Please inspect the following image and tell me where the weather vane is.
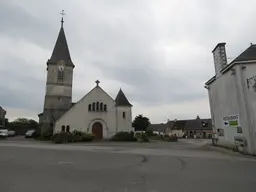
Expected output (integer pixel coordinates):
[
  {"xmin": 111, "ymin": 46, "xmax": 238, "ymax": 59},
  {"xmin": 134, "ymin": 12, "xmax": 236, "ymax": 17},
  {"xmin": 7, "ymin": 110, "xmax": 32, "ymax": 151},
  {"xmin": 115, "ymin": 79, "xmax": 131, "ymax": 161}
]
[{"xmin": 60, "ymin": 10, "xmax": 65, "ymax": 27}]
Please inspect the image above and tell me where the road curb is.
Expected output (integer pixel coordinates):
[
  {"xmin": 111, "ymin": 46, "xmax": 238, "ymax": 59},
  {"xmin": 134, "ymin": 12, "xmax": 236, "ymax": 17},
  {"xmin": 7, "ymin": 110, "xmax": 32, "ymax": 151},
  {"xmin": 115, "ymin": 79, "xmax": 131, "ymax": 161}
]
[{"xmin": 206, "ymin": 144, "xmax": 256, "ymax": 160}]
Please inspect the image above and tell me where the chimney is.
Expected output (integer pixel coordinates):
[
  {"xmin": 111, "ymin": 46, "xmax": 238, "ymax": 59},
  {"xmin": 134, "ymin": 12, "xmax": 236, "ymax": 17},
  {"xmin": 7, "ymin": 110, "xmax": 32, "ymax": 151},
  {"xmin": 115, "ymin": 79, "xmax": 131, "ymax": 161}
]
[{"xmin": 212, "ymin": 43, "xmax": 227, "ymax": 76}]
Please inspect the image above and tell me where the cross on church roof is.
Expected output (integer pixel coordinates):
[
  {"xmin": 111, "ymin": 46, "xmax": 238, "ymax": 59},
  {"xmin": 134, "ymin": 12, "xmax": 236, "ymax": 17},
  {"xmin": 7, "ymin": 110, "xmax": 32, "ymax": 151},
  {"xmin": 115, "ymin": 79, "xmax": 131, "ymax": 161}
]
[
  {"xmin": 95, "ymin": 80, "xmax": 100, "ymax": 86},
  {"xmin": 60, "ymin": 10, "xmax": 65, "ymax": 27}
]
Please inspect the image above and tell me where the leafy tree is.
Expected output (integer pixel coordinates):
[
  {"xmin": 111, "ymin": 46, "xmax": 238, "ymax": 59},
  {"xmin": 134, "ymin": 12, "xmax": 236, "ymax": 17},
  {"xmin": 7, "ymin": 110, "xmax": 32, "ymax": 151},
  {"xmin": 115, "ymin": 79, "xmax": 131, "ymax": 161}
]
[
  {"xmin": 132, "ymin": 114, "xmax": 151, "ymax": 131},
  {"xmin": 7, "ymin": 118, "xmax": 39, "ymax": 135}
]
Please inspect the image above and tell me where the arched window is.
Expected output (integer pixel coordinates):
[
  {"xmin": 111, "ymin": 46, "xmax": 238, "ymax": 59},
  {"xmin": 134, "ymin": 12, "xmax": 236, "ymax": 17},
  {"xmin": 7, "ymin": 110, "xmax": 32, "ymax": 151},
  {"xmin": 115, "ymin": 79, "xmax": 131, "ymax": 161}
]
[
  {"xmin": 61, "ymin": 125, "xmax": 65, "ymax": 132},
  {"xmin": 88, "ymin": 104, "xmax": 92, "ymax": 111},
  {"xmin": 66, "ymin": 125, "xmax": 70, "ymax": 133},
  {"xmin": 92, "ymin": 102, "xmax": 95, "ymax": 111},
  {"xmin": 100, "ymin": 102, "xmax": 103, "ymax": 111},
  {"xmin": 96, "ymin": 102, "xmax": 99, "ymax": 111},
  {"xmin": 104, "ymin": 104, "xmax": 107, "ymax": 111},
  {"xmin": 57, "ymin": 71, "xmax": 64, "ymax": 81}
]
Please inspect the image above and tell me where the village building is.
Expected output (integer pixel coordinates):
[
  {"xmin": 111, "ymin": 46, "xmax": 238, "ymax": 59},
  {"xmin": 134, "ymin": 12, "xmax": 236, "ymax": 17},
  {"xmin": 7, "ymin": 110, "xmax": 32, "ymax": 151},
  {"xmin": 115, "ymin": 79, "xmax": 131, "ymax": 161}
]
[
  {"xmin": 38, "ymin": 15, "xmax": 133, "ymax": 139},
  {"xmin": 150, "ymin": 116, "xmax": 212, "ymax": 138},
  {"xmin": 0, "ymin": 106, "xmax": 6, "ymax": 128},
  {"xmin": 205, "ymin": 43, "xmax": 256, "ymax": 155}
]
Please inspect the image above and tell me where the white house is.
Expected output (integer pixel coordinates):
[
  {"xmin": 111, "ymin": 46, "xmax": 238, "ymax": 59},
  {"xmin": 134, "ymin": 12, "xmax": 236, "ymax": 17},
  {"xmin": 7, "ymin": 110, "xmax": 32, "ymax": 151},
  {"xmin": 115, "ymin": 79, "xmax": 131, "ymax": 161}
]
[
  {"xmin": 205, "ymin": 43, "xmax": 256, "ymax": 155},
  {"xmin": 54, "ymin": 81, "xmax": 133, "ymax": 139}
]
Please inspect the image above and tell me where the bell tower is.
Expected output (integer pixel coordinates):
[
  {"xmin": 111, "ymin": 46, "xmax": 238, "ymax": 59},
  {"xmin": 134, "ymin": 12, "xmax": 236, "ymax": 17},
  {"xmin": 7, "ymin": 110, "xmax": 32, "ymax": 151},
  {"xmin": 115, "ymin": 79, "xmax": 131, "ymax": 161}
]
[{"xmin": 41, "ymin": 10, "xmax": 75, "ymax": 135}]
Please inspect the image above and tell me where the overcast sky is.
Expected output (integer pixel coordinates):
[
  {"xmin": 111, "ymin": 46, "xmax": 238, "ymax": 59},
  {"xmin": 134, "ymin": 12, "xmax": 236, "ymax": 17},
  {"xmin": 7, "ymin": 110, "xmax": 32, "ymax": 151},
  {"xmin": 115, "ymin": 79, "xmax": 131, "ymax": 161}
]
[{"xmin": 0, "ymin": 0, "xmax": 256, "ymax": 123}]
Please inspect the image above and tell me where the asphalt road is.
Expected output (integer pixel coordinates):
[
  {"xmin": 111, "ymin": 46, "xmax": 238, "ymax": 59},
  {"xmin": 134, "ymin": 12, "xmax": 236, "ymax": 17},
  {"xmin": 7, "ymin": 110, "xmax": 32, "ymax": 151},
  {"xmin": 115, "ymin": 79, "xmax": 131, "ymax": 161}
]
[{"xmin": 0, "ymin": 139, "xmax": 256, "ymax": 192}]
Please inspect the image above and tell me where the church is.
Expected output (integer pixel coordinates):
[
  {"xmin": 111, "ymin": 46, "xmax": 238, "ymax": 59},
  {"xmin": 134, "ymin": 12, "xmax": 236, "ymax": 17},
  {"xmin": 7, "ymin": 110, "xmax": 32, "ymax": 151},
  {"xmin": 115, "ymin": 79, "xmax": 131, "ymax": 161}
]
[{"xmin": 38, "ymin": 16, "xmax": 133, "ymax": 139}]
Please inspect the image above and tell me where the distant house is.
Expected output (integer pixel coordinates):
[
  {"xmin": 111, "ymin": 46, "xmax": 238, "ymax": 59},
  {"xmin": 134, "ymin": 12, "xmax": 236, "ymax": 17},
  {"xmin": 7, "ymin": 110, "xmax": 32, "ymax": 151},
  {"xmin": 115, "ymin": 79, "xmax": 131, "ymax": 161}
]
[
  {"xmin": 183, "ymin": 116, "xmax": 212, "ymax": 138},
  {"xmin": 151, "ymin": 116, "xmax": 212, "ymax": 138},
  {"xmin": 0, "ymin": 106, "xmax": 6, "ymax": 128},
  {"xmin": 149, "ymin": 121, "xmax": 174, "ymax": 135}
]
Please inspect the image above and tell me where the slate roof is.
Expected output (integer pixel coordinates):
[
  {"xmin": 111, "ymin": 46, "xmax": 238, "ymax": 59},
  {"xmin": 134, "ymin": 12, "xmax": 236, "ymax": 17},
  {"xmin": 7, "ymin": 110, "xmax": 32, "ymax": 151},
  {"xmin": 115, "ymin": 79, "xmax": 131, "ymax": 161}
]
[
  {"xmin": 183, "ymin": 118, "xmax": 212, "ymax": 130},
  {"xmin": 231, "ymin": 44, "xmax": 256, "ymax": 63},
  {"xmin": 171, "ymin": 120, "xmax": 187, "ymax": 130},
  {"xmin": 162, "ymin": 117, "xmax": 212, "ymax": 131},
  {"xmin": 48, "ymin": 26, "xmax": 74, "ymax": 66},
  {"xmin": 149, "ymin": 123, "xmax": 169, "ymax": 133},
  {"xmin": 115, "ymin": 89, "xmax": 132, "ymax": 107}
]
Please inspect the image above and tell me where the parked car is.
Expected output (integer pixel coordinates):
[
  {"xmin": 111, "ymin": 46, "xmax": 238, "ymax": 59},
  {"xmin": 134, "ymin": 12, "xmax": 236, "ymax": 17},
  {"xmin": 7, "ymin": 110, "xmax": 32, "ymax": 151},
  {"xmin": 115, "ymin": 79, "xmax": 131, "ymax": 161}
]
[
  {"xmin": 0, "ymin": 129, "xmax": 8, "ymax": 139},
  {"xmin": 7, "ymin": 130, "xmax": 16, "ymax": 137},
  {"xmin": 25, "ymin": 130, "xmax": 35, "ymax": 138}
]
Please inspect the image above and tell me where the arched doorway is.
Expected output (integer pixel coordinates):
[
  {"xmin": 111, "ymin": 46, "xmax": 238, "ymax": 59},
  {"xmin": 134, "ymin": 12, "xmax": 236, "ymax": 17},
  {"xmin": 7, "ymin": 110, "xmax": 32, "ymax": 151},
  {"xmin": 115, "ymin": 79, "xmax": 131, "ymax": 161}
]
[{"xmin": 92, "ymin": 122, "xmax": 103, "ymax": 140}]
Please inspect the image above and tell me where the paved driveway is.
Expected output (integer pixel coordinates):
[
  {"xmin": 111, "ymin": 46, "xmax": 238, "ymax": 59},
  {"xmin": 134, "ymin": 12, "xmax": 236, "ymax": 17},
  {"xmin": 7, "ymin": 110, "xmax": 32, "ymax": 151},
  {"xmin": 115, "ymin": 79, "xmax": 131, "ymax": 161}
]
[{"xmin": 0, "ymin": 138, "xmax": 255, "ymax": 192}]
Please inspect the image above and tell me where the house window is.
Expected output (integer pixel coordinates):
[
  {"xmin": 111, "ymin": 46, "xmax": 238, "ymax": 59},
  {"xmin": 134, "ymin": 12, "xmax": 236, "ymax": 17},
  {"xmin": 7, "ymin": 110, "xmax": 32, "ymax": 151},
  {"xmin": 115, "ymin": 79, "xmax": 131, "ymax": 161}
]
[
  {"xmin": 217, "ymin": 128, "xmax": 224, "ymax": 136},
  {"xmin": 104, "ymin": 104, "xmax": 107, "ymax": 111},
  {"xmin": 57, "ymin": 71, "xmax": 64, "ymax": 81},
  {"xmin": 92, "ymin": 102, "xmax": 95, "ymax": 111},
  {"xmin": 237, "ymin": 127, "xmax": 242, "ymax": 133},
  {"xmin": 96, "ymin": 102, "xmax": 99, "ymax": 111},
  {"xmin": 88, "ymin": 104, "xmax": 92, "ymax": 111},
  {"xmin": 100, "ymin": 102, "xmax": 103, "ymax": 111},
  {"xmin": 66, "ymin": 125, "xmax": 70, "ymax": 133},
  {"xmin": 61, "ymin": 125, "xmax": 65, "ymax": 132},
  {"xmin": 123, "ymin": 112, "xmax": 126, "ymax": 118}
]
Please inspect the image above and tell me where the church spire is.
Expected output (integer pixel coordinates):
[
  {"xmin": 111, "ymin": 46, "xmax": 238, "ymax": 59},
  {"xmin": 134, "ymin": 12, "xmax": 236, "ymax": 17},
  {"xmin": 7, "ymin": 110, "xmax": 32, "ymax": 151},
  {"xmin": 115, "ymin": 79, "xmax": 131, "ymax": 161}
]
[
  {"xmin": 48, "ymin": 10, "xmax": 74, "ymax": 67},
  {"xmin": 115, "ymin": 89, "xmax": 132, "ymax": 107},
  {"xmin": 60, "ymin": 10, "xmax": 65, "ymax": 27}
]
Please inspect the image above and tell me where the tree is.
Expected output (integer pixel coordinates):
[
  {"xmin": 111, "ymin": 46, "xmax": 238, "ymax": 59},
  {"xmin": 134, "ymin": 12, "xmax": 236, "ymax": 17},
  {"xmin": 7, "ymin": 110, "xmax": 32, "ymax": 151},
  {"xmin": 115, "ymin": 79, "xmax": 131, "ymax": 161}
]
[
  {"xmin": 7, "ymin": 118, "xmax": 39, "ymax": 135},
  {"xmin": 132, "ymin": 114, "xmax": 151, "ymax": 131}
]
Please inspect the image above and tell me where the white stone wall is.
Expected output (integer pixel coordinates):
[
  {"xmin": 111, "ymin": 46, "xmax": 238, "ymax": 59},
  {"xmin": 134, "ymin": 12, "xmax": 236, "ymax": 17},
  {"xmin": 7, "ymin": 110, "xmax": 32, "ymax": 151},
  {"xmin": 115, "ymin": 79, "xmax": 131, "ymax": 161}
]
[
  {"xmin": 237, "ymin": 63, "xmax": 256, "ymax": 153},
  {"xmin": 116, "ymin": 106, "xmax": 132, "ymax": 132},
  {"xmin": 54, "ymin": 86, "xmax": 132, "ymax": 138},
  {"xmin": 208, "ymin": 66, "xmax": 241, "ymax": 148},
  {"xmin": 208, "ymin": 63, "xmax": 256, "ymax": 154}
]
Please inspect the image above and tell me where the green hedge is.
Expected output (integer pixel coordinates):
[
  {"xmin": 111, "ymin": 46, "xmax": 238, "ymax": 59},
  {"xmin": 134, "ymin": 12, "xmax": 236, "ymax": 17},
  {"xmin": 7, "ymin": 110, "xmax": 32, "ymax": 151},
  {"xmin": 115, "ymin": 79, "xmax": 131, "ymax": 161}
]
[
  {"xmin": 52, "ymin": 131, "xmax": 94, "ymax": 144},
  {"xmin": 136, "ymin": 133, "xmax": 150, "ymax": 143},
  {"xmin": 111, "ymin": 131, "xmax": 137, "ymax": 142}
]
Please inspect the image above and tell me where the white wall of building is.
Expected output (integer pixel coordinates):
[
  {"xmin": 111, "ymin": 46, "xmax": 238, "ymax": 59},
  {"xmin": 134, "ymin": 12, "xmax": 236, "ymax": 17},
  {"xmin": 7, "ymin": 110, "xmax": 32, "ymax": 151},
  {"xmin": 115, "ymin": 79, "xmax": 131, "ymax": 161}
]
[
  {"xmin": 238, "ymin": 63, "xmax": 256, "ymax": 153},
  {"xmin": 208, "ymin": 63, "xmax": 256, "ymax": 154},
  {"xmin": 208, "ymin": 66, "xmax": 240, "ymax": 148},
  {"xmin": 54, "ymin": 86, "xmax": 125, "ymax": 138},
  {"xmin": 116, "ymin": 106, "xmax": 132, "ymax": 132}
]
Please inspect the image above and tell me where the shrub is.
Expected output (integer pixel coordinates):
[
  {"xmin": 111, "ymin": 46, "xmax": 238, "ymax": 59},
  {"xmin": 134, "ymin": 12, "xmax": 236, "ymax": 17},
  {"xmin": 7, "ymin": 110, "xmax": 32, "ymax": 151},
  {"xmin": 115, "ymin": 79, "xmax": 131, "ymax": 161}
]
[
  {"xmin": 150, "ymin": 134, "xmax": 162, "ymax": 140},
  {"xmin": 145, "ymin": 128, "xmax": 154, "ymax": 137},
  {"xmin": 52, "ymin": 132, "xmax": 72, "ymax": 144},
  {"xmin": 137, "ymin": 133, "xmax": 150, "ymax": 143},
  {"xmin": 72, "ymin": 130, "xmax": 84, "ymax": 136},
  {"xmin": 111, "ymin": 131, "xmax": 137, "ymax": 142},
  {"xmin": 82, "ymin": 133, "xmax": 95, "ymax": 142},
  {"xmin": 72, "ymin": 135, "xmax": 83, "ymax": 142}
]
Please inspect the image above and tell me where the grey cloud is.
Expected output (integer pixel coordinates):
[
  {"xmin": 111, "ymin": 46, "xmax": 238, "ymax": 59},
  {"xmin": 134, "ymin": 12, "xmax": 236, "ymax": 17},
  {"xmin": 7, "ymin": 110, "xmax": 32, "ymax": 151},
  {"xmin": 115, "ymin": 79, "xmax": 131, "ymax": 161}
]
[
  {"xmin": 0, "ymin": 0, "xmax": 57, "ymax": 49},
  {"xmin": 0, "ymin": 56, "xmax": 44, "ymax": 112},
  {"xmin": 1, "ymin": 0, "xmax": 256, "ymax": 120}
]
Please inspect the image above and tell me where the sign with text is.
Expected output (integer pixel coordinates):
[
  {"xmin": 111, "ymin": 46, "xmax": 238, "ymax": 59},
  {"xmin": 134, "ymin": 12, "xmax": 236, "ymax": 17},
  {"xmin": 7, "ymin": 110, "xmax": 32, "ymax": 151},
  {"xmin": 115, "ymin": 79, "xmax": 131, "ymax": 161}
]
[{"xmin": 223, "ymin": 114, "xmax": 240, "ymax": 127}]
